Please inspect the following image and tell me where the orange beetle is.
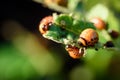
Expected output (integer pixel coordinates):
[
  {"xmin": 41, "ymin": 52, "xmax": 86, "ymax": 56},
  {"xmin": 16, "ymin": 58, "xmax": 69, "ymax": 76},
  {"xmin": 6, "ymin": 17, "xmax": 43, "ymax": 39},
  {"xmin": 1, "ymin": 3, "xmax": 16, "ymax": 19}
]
[
  {"xmin": 90, "ymin": 17, "xmax": 106, "ymax": 30},
  {"xmin": 65, "ymin": 45, "xmax": 84, "ymax": 59},
  {"xmin": 78, "ymin": 28, "xmax": 99, "ymax": 47},
  {"xmin": 39, "ymin": 16, "xmax": 53, "ymax": 34}
]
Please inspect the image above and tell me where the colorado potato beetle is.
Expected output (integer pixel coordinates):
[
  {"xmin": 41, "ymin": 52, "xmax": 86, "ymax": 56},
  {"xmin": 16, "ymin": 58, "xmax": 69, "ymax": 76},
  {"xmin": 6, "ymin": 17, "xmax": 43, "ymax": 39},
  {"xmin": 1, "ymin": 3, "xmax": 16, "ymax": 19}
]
[
  {"xmin": 90, "ymin": 17, "xmax": 106, "ymax": 30},
  {"xmin": 65, "ymin": 45, "xmax": 85, "ymax": 59},
  {"xmin": 39, "ymin": 16, "xmax": 53, "ymax": 34},
  {"xmin": 78, "ymin": 28, "xmax": 99, "ymax": 47}
]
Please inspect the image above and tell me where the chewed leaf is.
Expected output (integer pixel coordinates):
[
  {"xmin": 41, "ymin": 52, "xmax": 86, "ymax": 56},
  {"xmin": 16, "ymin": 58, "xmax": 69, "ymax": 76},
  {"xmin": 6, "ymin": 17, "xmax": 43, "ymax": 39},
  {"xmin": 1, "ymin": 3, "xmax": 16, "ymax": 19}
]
[
  {"xmin": 42, "ymin": 24, "xmax": 63, "ymax": 43},
  {"xmin": 72, "ymin": 20, "xmax": 96, "ymax": 34},
  {"xmin": 43, "ymin": 31, "xmax": 62, "ymax": 43},
  {"xmin": 42, "ymin": 23, "xmax": 78, "ymax": 44},
  {"xmin": 53, "ymin": 13, "xmax": 96, "ymax": 35},
  {"xmin": 54, "ymin": 14, "xmax": 73, "ymax": 29}
]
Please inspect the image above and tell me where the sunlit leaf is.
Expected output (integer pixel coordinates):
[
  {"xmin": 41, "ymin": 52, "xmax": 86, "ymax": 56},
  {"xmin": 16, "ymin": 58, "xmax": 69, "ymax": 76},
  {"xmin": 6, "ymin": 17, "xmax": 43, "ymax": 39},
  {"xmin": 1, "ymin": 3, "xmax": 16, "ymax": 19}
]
[{"xmin": 86, "ymin": 4, "xmax": 109, "ymax": 21}]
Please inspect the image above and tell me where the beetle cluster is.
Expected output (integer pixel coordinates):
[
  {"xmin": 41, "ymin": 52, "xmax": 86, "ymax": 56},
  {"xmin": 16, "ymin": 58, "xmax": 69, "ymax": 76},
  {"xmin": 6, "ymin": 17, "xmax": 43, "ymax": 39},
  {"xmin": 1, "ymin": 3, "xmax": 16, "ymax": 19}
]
[{"xmin": 39, "ymin": 13, "xmax": 119, "ymax": 59}]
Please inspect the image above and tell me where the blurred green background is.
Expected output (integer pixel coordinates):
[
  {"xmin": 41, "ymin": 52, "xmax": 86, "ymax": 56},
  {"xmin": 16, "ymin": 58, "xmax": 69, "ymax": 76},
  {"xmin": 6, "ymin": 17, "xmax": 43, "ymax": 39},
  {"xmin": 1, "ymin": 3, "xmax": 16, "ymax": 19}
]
[{"xmin": 0, "ymin": 0, "xmax": 120, "ymax": 80}]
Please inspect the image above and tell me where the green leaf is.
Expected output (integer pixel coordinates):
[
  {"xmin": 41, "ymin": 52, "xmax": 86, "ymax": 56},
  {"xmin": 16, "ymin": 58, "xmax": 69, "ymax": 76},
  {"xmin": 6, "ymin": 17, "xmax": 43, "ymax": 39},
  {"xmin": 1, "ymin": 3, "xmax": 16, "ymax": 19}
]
[
  {"xmin": 54, "ymin": 14, "xmax": 73, "ymax": 29},
  {"xmin": 54, "ymin": 13, "xmax": 96, "ymax": 35}
]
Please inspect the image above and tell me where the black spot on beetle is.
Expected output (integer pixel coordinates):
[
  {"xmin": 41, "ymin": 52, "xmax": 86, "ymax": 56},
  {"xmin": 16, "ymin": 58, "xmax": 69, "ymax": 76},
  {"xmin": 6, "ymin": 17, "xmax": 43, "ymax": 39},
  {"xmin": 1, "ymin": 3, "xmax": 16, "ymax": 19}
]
[{"xmin": 91, "ymin": 39, "xmax": 94, "ymax": 41}]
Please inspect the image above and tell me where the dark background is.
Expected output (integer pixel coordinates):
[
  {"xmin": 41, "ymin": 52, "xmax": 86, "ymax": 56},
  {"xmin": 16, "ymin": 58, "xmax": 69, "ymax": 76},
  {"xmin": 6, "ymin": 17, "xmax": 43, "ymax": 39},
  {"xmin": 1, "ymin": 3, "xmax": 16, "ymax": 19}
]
[{"xmin": 0, "ymin": 0, "xmax": 54, "ymax": 42}]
